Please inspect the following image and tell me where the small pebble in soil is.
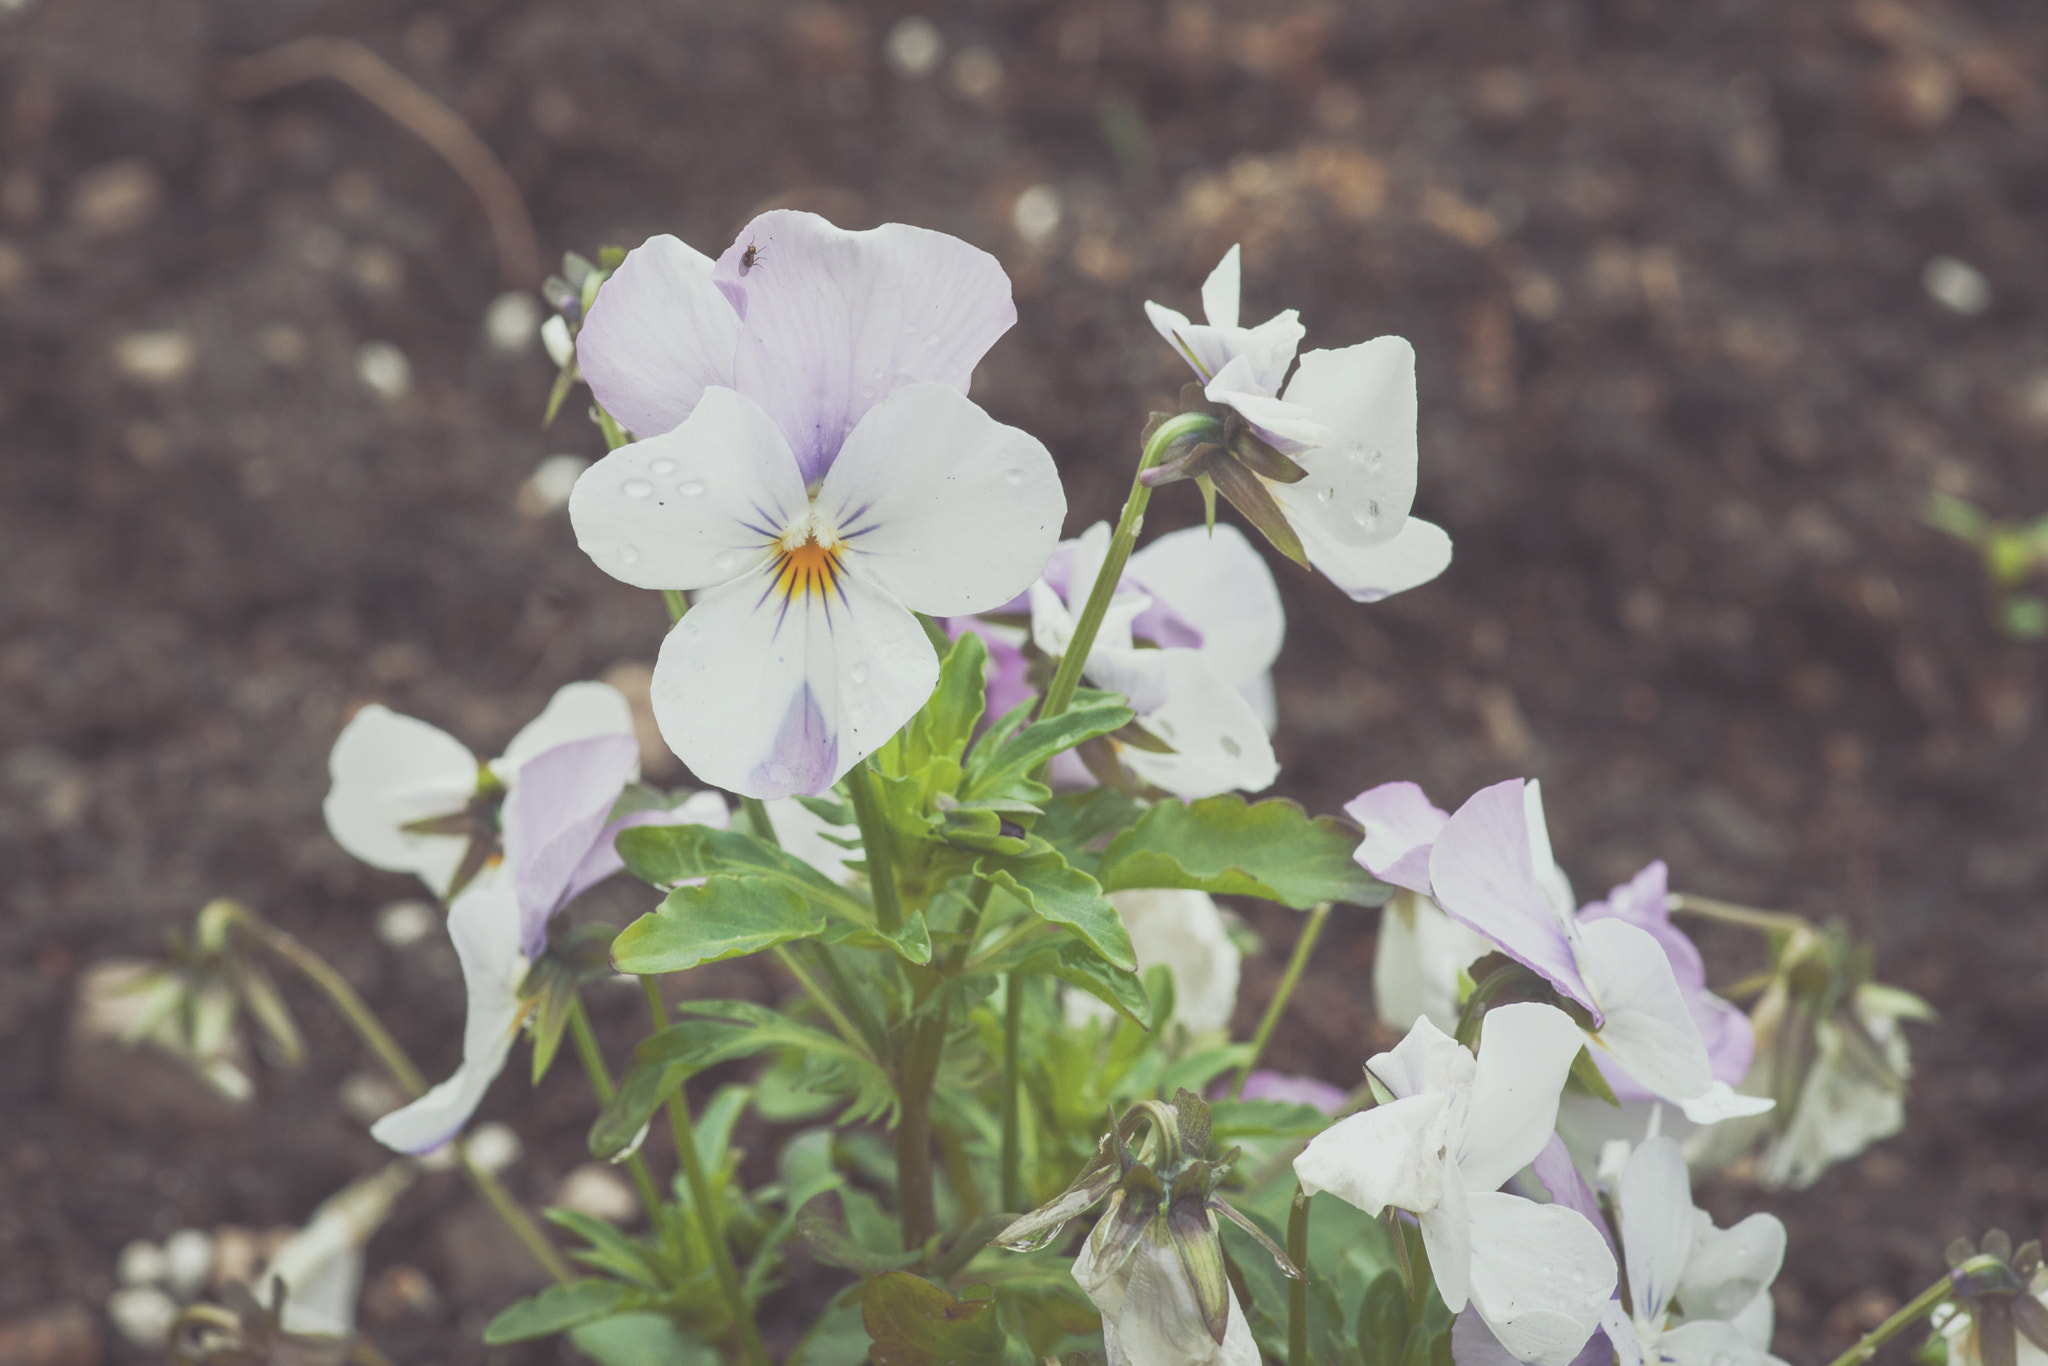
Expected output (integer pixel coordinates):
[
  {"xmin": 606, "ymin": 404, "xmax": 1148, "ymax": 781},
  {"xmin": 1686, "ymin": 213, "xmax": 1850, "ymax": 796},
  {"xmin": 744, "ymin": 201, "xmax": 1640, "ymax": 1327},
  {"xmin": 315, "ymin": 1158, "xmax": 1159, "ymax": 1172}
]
[
  {"xmin": 161, "ymin": 1229, "xmax": 214, "ymax": 1301},
  {"xmin": 375, "ymin": 900, "xmax": 438, "ymax": 949},
  {"xmin": 483, "ymin": 291, "xmax": 543, "ymax": 355},
  {"xmin": 554, "ymin": 1164, "xmax": 639, "ymax": 1224},
  {"xmin": 355, "ymin": 341, "xmax": 413, "ymax": 401},
  {"xmin": 113, "ymin": 1240, "xmax": 166, "ymax": 1288},
  {"xmin": 104, "ymin": 1288, "xmax": 177, "ymax": 1351},
  {"xmin": 885, "ymin": 17, "xmax": 943, "ymax": 78},
  {"xmin": 337, "ymin": 1070, "xmax": 408, "ymax": 1126},
  {"xmin": 68, "ymin": 159, "xmax": 162, "ymax": 238},
  {"xmin": 110, "ymin": 331, "xmax": 195, "ymax": 387},
  {"xmin": 1923, "ymin": 255, "xmax": 1990, "ymax": 316},
  {"xmin": 1012, "ymin": 185, "xmax": 1061, "ymax": 246},
  {"xmin": 362, "ymin": 1265, "xmax": 440, "ymax": 1325},
  {"xmin": 517, "ymin": 454, "xmax": 589, "ymax": 518},
  {"xmin": 465, "ymin": 1121, "xmax": 522, "ymax": 1174}
]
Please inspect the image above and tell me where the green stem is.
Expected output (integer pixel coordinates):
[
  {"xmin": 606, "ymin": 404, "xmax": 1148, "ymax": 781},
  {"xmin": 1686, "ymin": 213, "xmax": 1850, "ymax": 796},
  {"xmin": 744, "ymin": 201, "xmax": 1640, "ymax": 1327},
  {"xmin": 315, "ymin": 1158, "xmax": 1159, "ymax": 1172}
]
[
  {"xmin": 1668, "ymin": 893, "xmax": 1811, "ymax": 935},
  {"xmin": 895, "ymin": 988, "xmax": 948, "ymax": 1250},
  {"xmin": 639, "ymin": 977, "xmax": 768, "ymax": 1366},
  {"xmin": 1037, "ymin": 413, "xmax": 1207, "ymax": 721},
  {"xmin": 1287, "ymin": 1185, "xmax": 1312, "ymax": 1366},
  {"xmin": 1824, "ymin": 1275, "xmax": 1953, "ymax": 1366},
  {"xmin": 844, "ymin": 762, "xmax": 904, "ymax": 935},
  {"xmin": 1232, "ymin": 903, "xmax": 1331, "ymax": 1098},
  {"xmin": 565, "ymin": 998, "xmax": 666, "ymax": 1227},
  {"xmin": 739, "ymin": 795, "xmax": 779, "ymax": 845},
  {"xmin": 1000, "ymin": 975, "xmax": 1026, "ymax": 1212},
  {"xmin": 227, "ymin": 906, "xmax": 571, "ymax": 1285},
  {"xmin": 662, "ymin": 589, "xmax": 689, "ymax": 623},
  {"xmin": 772, "ymin": 944, "xmax": 873, "ymax": 1061}
]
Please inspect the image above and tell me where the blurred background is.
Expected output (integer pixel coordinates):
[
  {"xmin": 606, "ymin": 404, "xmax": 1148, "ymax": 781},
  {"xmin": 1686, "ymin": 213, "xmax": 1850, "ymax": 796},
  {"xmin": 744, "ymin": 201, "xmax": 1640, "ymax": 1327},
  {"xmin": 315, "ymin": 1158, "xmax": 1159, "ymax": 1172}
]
[{"xmin": 3, "ymin": 0, "xmax": 2046, "ymax": 1361}]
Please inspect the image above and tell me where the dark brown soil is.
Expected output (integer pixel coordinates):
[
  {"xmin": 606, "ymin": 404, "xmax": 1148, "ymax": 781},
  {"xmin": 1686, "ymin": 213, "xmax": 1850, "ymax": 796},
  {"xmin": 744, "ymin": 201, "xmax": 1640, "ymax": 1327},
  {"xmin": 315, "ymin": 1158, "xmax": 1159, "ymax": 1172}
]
[{"xmin": 4, "ymin": 0, "xmax": 2046, "ymax": 1362}]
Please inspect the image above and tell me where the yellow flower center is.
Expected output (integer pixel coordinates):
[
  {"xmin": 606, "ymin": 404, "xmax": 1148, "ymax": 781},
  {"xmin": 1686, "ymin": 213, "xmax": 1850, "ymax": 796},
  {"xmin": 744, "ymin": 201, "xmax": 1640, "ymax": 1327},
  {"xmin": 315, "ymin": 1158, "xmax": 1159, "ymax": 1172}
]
[{"xmin": 771, "ymin": 514, "xmax": 846, "ymax": 602}]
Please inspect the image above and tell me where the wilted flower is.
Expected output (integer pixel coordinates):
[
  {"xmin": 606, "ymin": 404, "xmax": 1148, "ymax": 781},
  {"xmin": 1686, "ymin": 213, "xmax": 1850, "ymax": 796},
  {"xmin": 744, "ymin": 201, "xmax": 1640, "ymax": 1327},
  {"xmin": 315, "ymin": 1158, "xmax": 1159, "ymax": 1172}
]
[
  {"xmin": 569, "ymin": 211, "xmax": 1065, "ymax": 798},
  {"xmin": 324, "ymin": 680, "xmax": 635, "ymax": 900},
  {"xmin": 1141, "ymin": 245, "xmax": 1451, "ymax": 603},
  {"xmin": 1296, "ymin": 1004, "xmax": 1617, "ymax": 1366},
  {"xmin": 1935, "ymin": 1233, "xmax": 2048, "ymax": 1366},
  {"xmin": 995, "ymin": 1093, "xmax": 1293, "ymax": 1366}
]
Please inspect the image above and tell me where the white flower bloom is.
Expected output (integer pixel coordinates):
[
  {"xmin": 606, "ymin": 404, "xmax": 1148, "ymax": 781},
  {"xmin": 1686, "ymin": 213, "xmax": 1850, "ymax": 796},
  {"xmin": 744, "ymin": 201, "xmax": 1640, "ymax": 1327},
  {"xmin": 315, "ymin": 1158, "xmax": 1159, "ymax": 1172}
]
[
  {"xmin": 1374, "ymin": 889, "xmax": 1492, "ymax": 1034},
  {"xmin": 257, "ymin": 1163, "xmax": 414, "ymax": 1336},
  {"xmin": 1029, "ymin": 523, "xmax": 1276, "ymax": 797},
  {"xmin": 323, "ymin": 681, "xmax": 634, "ymax": 899},
  {"xmin": 1295, "ymin": 1004, "xmax": 1617, "ymax": 1366},
  {"xmin": 1072, "ymin": 1199, "xmax": 1260, "ymax": 1366},
  {"xmin": 1145, "ymin": 245, "xmax": 1452, "ymax": 604},
  {"xmin": 1122, "ymin": 521, "xmax": 1286, "ymax": 730},
  {"xmin": 1066, "ymin": 888, "xmax": 1241, "ymax": 1034}
]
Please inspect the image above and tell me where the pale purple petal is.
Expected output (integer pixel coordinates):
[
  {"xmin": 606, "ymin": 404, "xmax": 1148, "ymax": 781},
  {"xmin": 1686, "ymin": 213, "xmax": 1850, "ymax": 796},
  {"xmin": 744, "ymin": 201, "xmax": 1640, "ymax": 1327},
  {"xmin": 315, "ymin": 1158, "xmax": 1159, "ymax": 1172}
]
[
  {"xmin": 502, "ymin": 734, "xmax": 641, "ymax": 956},
  {"xmin": 711, "ymin": 211, "xmax": 1017, "ymax": 485},
  {"xmin": 946, "ymin": 618, "xmax": 1032, "ymax": 721},
  {"xmin": 558, "ymin": 790, "xmax": 731, "ymax": 912},
  {"xmin": 1429, "ymin": 780, "xmax": 1595, "ymax": 1013},
  {"xmin": 1579, "ymin": 862, "xmax": 1701, "ymax": 992},
  {"xmin": 1235, "ymin": 1071, "xmax": 1348, "ymax": 1115},
  {"xmin": 1527, "ymin": 1133, "xmax": 1614, "ymax": 1259},
  {"xmin": 1346, "ymin": 780, "xmax": 1450, "ymax": 896},
  {"xmin": 1125, "ymin": 523, "xmax": 1281, "ymax": 680},
  {"xmin": 576, "ymin": 234, "xmax": 741, "ymax": 440}
]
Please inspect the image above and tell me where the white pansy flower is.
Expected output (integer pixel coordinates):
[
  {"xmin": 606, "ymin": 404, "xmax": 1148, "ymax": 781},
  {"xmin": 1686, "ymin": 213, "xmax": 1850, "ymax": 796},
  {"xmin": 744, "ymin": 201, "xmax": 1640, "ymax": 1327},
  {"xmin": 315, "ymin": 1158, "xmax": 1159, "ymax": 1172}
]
[
  {"xmin": 1066, "ymin": 888, "xmax": 1241, "ymax": 1034},
  {"xmin": 1374, "ymin": 889, "xmax": 1492, "ymax": 1034},
  {"xmin": 1295, "ymin": 1004, "xmax": 1617, "ymax": 1366},
  {"xmin": 1144, "ymin": 244, "xmax": 1452, "ymax": 604},
  {"xmin": 323, "ymin": 681, "xmax": 634, "ymax": 900}
]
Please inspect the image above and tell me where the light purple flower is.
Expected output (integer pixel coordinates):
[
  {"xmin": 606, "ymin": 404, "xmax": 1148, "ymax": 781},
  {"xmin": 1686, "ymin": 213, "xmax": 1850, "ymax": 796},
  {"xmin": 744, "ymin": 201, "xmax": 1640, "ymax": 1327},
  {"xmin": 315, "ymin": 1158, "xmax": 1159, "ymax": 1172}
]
[
  {"xmin": 1235, "ymin": 1071, "xmax": 1348, "ymax": 1115},
  {"xmin": 371, "ymin": 736, "xmax": 725, "ymax": 1154},
  {"xmin": 569, "ymin": 212, "xmax": 1065, "ymax": 798}
]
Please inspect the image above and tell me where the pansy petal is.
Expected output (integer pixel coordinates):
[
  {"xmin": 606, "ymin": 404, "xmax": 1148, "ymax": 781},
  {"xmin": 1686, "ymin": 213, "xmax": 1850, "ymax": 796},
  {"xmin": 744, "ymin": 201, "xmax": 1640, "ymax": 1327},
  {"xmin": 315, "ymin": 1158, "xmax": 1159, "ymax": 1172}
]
[
  {"xmin": 1346, "ymin": 780, "xmax": 1451, "ymax": 896},
  {"xmin": 1617, "ymin": 1137, "xmax": 1695, "ymax": 1329},
  {"xmin": 1677, "ymin": 1212, "xmax": 1786, "ymax": 1324},
  {"xmin": 1466, "ymin": 1191, "xmax": 1618, "ymax": 1366},
  {"xmin": 1201, "ymin": 244, "xmax": 1242, "ymax": 330},
  {"xmin": 576, "ymin": 233, "xmax": 741, "ymax": 440},
  {"xmin": 1579, "ymin": 861, "xmax": 1703, "ymax": 991},
  {"xmin": 651, "ymin": 561, "xmax": 937, "ymax": 798},
  {"xmin": 1238, "ymin": 310, "xmax": 1309, "ymax": 396},
  {"xmin": 1275, "ymin": 338, "xmax": 1420, "ymax": 547},
  {"xmin": 1459, "ymin": 1003, "xmax": 1591, "ymax": 1194},
  {"xmin": 323, "ymin": 705, "xmax": 479, "ymax": 897},
  {"xmin": 1604, "ymin": 1300, "xmax": 1646, "ymax": 1366},
  {"xmin": 1294, "ymin": 1091, "xmax": 1453, "ymax": 1217},
  {"xmin": 1146, "ymin": 300, "xmax": 1224, "ymax": 381},
  {"xmin": 1430, "ymin": 780, "xmax": 1594, "ymax": 1012},
  {"xmin": 569, "ymin": 387, "xmax": 809, "ymax": 592},
  {"xmin": 818, "ymin": 382, "xmax": 1064, "ymax": 616},
  {"xmin": 1127, "ymin": 522, "xmax": 1284, "ymax": 688},
  {"xmin": 497, "ymin": 681, "xmax": 637, "ymax": 777},
  {"xmin": 369, "ymin": 884, "xmax": 526, "ymax": 1154},
  {"xmin": 562, "ymin": 789, "xmax": 732, "ymax": 910},
  {"xmin": 1120, "ymin": 650, "xmax": 1279, "ymax": 798},
  {"xmin": 1423, "ymin": 1177, "xmax": 1475, "ymax": 1312},
  {"xmin": 1108, "ymin": 888, "xmax": 1241, "ymax": 1033},
  {"xmin": 1293, "ymin": 514, "xmax": 1454, "ymax": 604},
  {"xmin": 1454, "ymin": 1306, "xmax": 1534, "ymax": 1366},
  {"xmin": 1660, "ymin": 1319, "xmax": 1780, "ymax": 1366},
  {"xmin": 712, "ymin": 211, "xmax": 1017, "ymax": 485},
  {"xmin": 1531, "ymin": 1132, "xmax": 1615, "ymax": 1258},
  {"xmin": 1371, "ymin": 1012, "xmax": 1479, "ymax": 1100},
  {"xmin": 502, "ymin": 734, "xmax": 642, "ymax": 955},
  {"xmin": 1374, "ymin": 893, "xmax": 1489, "ymax": 1033}
]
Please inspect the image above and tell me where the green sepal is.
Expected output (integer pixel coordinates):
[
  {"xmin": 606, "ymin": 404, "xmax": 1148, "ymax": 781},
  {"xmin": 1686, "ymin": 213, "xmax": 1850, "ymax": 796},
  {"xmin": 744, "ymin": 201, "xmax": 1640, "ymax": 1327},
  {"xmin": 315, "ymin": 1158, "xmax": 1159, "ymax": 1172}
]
[
  {"xmin": 1097, "ymin": 795, "xmax": 1392, "ymax": 909},
  {"xmin": 611, "ymin": 876, "xmax": 826, "ymax": 975}
]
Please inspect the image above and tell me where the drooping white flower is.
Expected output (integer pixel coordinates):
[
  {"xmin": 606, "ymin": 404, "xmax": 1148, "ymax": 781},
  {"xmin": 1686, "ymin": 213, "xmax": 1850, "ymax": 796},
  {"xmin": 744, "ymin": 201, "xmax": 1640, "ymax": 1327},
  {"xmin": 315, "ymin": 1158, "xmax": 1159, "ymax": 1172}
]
[
  {"xmin": 1066, "ymin": 888, "xmax": 1241, "ymax": 1034},
  {"xmin": 323, "ymin": 681, "xmax": 634, "ymax": 900},
  {"xmin": 1073, "ymin": 1213, "xmax": 1261, "ymax": 1366},
  {"xmin": 1029, "ymin": 523, "xmax": 1276, "ymax": 797},
  {"xmin": 1295, "ymin": 1004, "xmax": 1617, "ymax": 1366},
  {"xmin": 570, "ymin": 213, "xmax": 1065, "ymax": 798},
  {"xmin": 1145, "ymin": 245, "xmax": 1452, "ymax": 604},
  {"xmin": 1934, "ymin": 1254, "xmax": 2048, "ymax": 1366}
]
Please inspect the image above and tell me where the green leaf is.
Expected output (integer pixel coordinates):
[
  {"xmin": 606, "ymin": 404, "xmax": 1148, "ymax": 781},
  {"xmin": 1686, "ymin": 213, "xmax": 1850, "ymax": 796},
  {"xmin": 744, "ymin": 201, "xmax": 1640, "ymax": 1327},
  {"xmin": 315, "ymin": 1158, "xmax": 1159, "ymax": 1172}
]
[
  {"xmin": 794, "ymin": 1190, "xmax": 923, "ymax": 1274},
  {"xmin": 788, "ymin": 1284, "xmax": 874, "ymax": 1366},
  {"xmin": 1035, "ymin": 788, "xmax": 1145, "ymax": 875},
  {"xmin": 976, "ymin": 846, "xmax": 1135, "ymax": 971},
  {"xmin": 616, "ymin": 824, "xmax": 868, "ymax": 919},
  {"xmin": 823, "ymin": 908, "xmax": 934, "ymax": 965},
  {"xmin": 612, "ymin": 877, "xmax": 826, "ymax": 975},
  {"xmin": 483, "ymin": 1279, "xmax": 637, "ymax": 1343},
  {"xmin": 1097, "ymin": 795, "xmax": 1391, "ymax": 909},
  {"xmin": 964, "ymin": 690, "xmax": 1134, "ymax": 803},
  {"xmin": 589, "ymin": 1021, "xmax": 775, "ymax": 1161},
  {"xmin": 1028, "ymin": 937, "xmax": 1150, "ymax": 1027},
  {"xmin": 861, "ymin": 1272, "xmax": 1006, "ymax": 1366},
  {"xmin": 889, "ymin": 629, "xmax": 988, "ymax": 779},
  {"xmin": 570, "ymin": 1312, "xmax": 722, "ymax": 1366},
  {"xmin": 1359, "ymin": 1270, "xmax": 1411, "ymax": 1361},
  {"xmin": 1208, "ymin": 1098, "xmax": 1340, "ymax": 1142},
  {"xmin": 544, "ymin": 1209, "xmax": 667, "ymax": 1290}
]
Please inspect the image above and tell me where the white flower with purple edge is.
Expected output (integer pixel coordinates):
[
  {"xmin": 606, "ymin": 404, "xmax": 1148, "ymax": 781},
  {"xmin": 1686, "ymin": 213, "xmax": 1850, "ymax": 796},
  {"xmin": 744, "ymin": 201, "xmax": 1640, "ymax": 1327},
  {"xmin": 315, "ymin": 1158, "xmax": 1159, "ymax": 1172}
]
[
  {"xmin": 1145, "ymin": 244, "xmax": 1453, "ymax": 603},
  {"xmin": 1294, "ymin": 1003, "xmax": 1618, "ymax": 1366},
  {"xmin": 371, "ymin": 734, "xmax": 725, "ymax": 1154},
  {"xmin": 569, "ymin": 211, "xmax": 1065, "ymax": 799}
]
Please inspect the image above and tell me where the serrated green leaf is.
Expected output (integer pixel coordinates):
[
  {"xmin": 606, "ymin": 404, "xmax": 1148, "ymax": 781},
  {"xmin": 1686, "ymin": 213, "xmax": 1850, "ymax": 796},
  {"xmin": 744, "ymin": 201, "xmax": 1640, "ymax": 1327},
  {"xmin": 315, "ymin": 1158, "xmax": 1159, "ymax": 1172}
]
[
  {"xmin": 543, "ymin": 1208, "xmax": 668, "ymax": 1290},
  {"xmin": 964, "ymin": 691, "xmax": 1134, "ymax": 802},
  {"xmin": 1036, "ymin": 788, "xmax": 1145, "ymax": 875},
  {"xmin": 1035, "ymin": 938, "xmax": 1151, "ymax": 1027},
  {"xmin": 976, "ymin": 846, "xmax": 1135, "ymax": 970},
  {"xmin": 862, "ymin": 1272, "xmax": 1006, "ymax": 1366},
  {"xmin": 1097, "ymin": 796, "xmax": 1391, "ymax": 908},
  {"xmin": 482, "ymin": 1279, "xmax": 638, "ymax": 1343},
  {"xmin": 612, "ymin": 877, "xmax": 826, "ymax": 975},
  {"xmin": 615, "ymin": 824, "xmax": 869, "ymax": 919},
  {"xmin": 823, "ymin": 909, "xmax": 933, "ymax": 965},
  {"xmin": 883, "ymin": 630, "xmax": 988, "ymax": 782}
]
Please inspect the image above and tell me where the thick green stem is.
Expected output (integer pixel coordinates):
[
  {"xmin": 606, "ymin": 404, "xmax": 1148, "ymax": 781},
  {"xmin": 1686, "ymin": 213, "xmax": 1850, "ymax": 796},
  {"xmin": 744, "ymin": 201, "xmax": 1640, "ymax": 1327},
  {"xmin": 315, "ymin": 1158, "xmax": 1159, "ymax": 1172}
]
[
  {"xmin": 228, "ymin": 905, "xmax": 570, "ymax": 1284},
  {"xmin": 895, "ymin": 987, "xmax": 949, "ymax": 1250},
  {"xmin": 1232, "ymin": 902, "xmax": 1332, "ymax": 1098},
  {"xmin": 565, "ymin": 998, "xmax": 666, "ymax": 1227},
  {"xmin": 639, "ymin": 977, "xmax": 769, "ymax": 1366},
  {"xmin": 1287, "ymin": 1185, "xmax": 1312, "ymax": 1366},
  {"xmin": 1000, "ymin": 976, "xmax": 1026, "ymax": 1212},
  {"xmin": 844, "ymin": 762, "xmax": 905, "ymax": 935},
  {"xmin": 1824, "ymin": 1275, "xmax": 1954, "ymax": 1366}
]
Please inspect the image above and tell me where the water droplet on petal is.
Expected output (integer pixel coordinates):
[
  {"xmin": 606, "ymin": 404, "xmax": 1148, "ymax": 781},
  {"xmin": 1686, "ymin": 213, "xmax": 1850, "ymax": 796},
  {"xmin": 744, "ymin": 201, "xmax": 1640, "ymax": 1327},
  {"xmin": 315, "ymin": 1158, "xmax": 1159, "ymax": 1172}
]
[
  {"xmin": 850, "ymin": 663, "xmax": 870, "ymax": 684},
  {"xmin": 1369, "ymin": 450, "xmax": 1385, "ymax": 471},
  {"xmin": 1345, "ymin": 443, "xmax": 1367, "ymax": 464},
  {"xmin": 623, "ymin": 479, "xmax": 654, "ymax": 499},
  {"xmin": 678, "ymin": 480, "xmax": 706, "ymax": 497},
  {"xmin": 1219, "ymin": 736, "xmax": 1242, "ymax": 758},
  {"xmin": 1315, "ymin": 486, "xmax": 1334, "ymax": 503},
  {"xmin": 1353, "ymin": 498, "xmax": 1382, "ymax": 531},
  {"xmin": 712, "ymin": 549, "xmax": 740, "ymax": 572},
  {"xmin": 650, "ymin": 458, "xmax": 677, "ymax": 475},
  {"xmin": 618, "ymin": 544, "xmax": 641, "ymax": 564},
  {"xmin": 1003, "ymin": 468, "xmax": 1026, "ymax": 486}
]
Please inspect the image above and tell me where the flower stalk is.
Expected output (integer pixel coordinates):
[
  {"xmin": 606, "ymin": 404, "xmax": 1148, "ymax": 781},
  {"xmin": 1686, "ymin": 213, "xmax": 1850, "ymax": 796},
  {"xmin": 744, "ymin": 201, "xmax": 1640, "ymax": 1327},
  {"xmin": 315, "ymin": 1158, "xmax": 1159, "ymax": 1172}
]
[
  {"xmin": 1288, "ymin": 1184, "xmax": 1312, "ymax": 1366},
  {"xmin": 564, "ymin": 998, "xmax": 666, "ymax": 1226},
  {"xmin": 1231, "ymin": 901, "xmax": 1332, "ymax": 1098},
  {"xmin": 1824, "ymin": 1273, "xmax": 1954, "ymax": 1366}
]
